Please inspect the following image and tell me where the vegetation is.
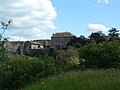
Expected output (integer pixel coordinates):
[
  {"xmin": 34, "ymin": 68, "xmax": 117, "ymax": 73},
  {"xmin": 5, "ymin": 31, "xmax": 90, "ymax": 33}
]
[
  {"xmin": 56, "ymin": 46, "xmax": 85, "ymax": 70},
  {"xmin": 0, "ymin": 43, "xmax": 6, "ymax": 61},
  {"xmin": 0, "ymin": 27, "xmax": 120, "ymax": 90},
  {"xmin": 67, "ymin": 35, "xmax": 87, "ymax": 48},
  {"xmin": 22, "ymin": 69, "xmax": 120, "ymax": 90},
  {"xmin": 79, "ymin": 42, "xmax": 120, "ymax": 68},
  {"xmin": 0, "ymin": 54, "xmax": 60, "ymax": 90},
  {"xmin": 89, "ymin": 31, "xmax": 106, "ymax": 44},
  {"xmin": 108, "ymin": 28, "xmax": 119, "ymax": 37}
]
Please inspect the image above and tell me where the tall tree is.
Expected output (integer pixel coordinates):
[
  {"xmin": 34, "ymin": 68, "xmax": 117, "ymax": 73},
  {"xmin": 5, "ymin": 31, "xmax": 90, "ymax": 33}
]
[
  {"xmin": 108, "ymin": 28, "xmax": 119, "ymax": 37},
  {"xmin": 89, "ymin": 31, "xmax": 106, "ymax": 44},
  {"xmin": 67, "ymin": 35, "xmax": 87, "ymax": 48},
  {"xmin": 0, "ymin": 20, "xmax": 12, "ymax": 40},
  {"xmin": 108, "ymin": 28, "xmax": 120, "ymax": 41}
]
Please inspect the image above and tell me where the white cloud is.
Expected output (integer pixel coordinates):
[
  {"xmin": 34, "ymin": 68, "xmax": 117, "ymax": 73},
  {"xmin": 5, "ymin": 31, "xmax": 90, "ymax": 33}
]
[
  {"xmin": 88, "ymin": 23, "xmax": 109, "ymax": 32},
  {"xmin": 98, "ymin": 0, "xmax": 109, "ymax": 4},
  {"xmin": 0, "ymin": 0, "xmax": 57, "ymax": 41},
  {"xmin": 95, "ymin": 0, "xmax": 111, "ymax": 7}
]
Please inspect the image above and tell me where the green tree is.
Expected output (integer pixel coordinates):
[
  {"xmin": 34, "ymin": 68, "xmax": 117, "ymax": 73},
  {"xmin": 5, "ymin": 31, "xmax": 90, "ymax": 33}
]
[
  {"xmin": 56, "ymin": 46, "xmax": 82, "ymax": 70},
  {"xmin": 108, "ymin": 28, "xmax": 120, "ymax": 41},
  {"xmin": 56, "ymin": 46, "xmax": 79, "ymax": 62},
  {"xmin": 67, "ymin": 35, "xmax": 87, "ymax": 48},
  {"xmin": 89, "ymin": 31, "xmax": 106, "ymax": 44},
  {"xmin": 108, "ymin": 28, "xmax": 119, "ymax": 37},
  {"xmin": 79, "ymin": 42, "xmax": 120, "ymax": 68}
]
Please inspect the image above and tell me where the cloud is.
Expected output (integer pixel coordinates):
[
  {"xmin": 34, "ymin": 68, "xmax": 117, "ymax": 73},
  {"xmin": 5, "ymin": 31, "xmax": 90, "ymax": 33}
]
[
  {"xmin": 0, "ymin": 0, "xmax": 57, "ymax": 41},
  {"xmin": 98, "ymin": 0, "xmax": 109, "ymax": 4},
  {"xmin": 95, "ymin": 0, "xmax": 111, "ymax": 7},
  {"xmin": 88, "ymin": 23, "xmax": 109, "ymax": 32}
]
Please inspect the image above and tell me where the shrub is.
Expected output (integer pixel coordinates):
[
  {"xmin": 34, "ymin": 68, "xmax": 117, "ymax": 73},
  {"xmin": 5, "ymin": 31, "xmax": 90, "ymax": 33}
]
[
  {"xmin": 56, "ymin": 46, "xmax": 84, "ymax": 71},
  {"xmin": 66, "ymin": 58, "xmax": 85, "ymax": 70},
  {"xmin": 0, "ymin": 55, "xmax": 59, "ymax": 90},
  {"xmin": 0, "ymin": 44, "xmax": 8, "ymax": 61},
  {"xmin": 79, "ymin": 42, "xmax": 120, "ymax": 68}
]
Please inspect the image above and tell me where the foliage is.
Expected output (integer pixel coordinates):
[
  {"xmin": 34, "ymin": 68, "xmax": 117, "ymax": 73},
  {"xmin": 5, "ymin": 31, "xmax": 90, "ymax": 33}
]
[
  {"xmin": 67, "ymin": 35, "xmax": 87, "ymax": 48},
  {"xmin": 0, "ymin": 55, "xmax": 59, "ymax": 90},
  {"xmin": 1, "ymin": 26, "xmax": 120, "ymax": 90},
  {"xmin": 108, "ymin": 28, "xmax": 119, "ymax": 37},
  {"xmin": 0, "ymin": 41, "xmax": 8, "ymax": 61},
  {"xmin": 0, "ymin": 44, "xmax": 5, "ymax": 60},
  {"xmin": 108, "ymin": 28, "xmax": 120, "ymax": 41},
  {"xmin": 22, "ymin": 69, "xmax": 120, "ymax": 90},
  {"xmin": 0, "ymin": 51, "xmax": 85, "ymax": 90},
  {"xmin": 66, "ymin": 58, "xmax": 85, "ymax": 70},
  {"xmin": 56, "ymin": 46, "xmax": 79, "ymax": 62},
  {"xmin": 79, "ymin": 42, "xmax": 120, "ymax": 68},
  {"xmin": 89, "ymin": 31, "xmax": 106, "ymax": 44},
  {"xmin": 56, "ymin": 46, "xmax": 84, "ymax": 70}
]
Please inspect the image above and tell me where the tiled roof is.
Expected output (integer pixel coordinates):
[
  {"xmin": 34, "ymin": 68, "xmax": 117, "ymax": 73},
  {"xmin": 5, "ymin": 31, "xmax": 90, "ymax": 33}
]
[
  {"xmin": 30, "ymin": 41, "xmax": 48, "ymax": 45},
  {"xmin": 51, "ymin": 32, "xmax": 73, "ymax": 38},
  {"xmin": 30, "ymin": 42, "xmax": 43, "ymax": 45}
]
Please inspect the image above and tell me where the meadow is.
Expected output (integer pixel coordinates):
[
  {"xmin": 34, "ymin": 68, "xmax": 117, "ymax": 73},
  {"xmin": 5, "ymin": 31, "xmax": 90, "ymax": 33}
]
[{"xmin": 22, "ymin": 69, "xmax": 120, "ymax": 90}]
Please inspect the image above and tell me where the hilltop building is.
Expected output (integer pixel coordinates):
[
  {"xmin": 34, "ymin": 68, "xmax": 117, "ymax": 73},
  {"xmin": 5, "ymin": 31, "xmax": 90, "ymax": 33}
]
[{"xmin": 51, "ymin": 32, "xmax": 74, "ymax": 48}]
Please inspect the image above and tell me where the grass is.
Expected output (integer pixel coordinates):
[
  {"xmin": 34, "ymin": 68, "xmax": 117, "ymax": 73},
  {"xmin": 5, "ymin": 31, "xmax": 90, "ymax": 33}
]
[{"xmin": 21, "ymin": 69, "xmax": 120, "ymax": 90}]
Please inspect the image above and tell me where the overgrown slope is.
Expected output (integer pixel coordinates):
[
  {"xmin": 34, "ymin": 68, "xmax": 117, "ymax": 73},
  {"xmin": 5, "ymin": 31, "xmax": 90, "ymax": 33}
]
[{"xmin": 22, "ymin": 69, "xmax": 120, "ymax": 90}]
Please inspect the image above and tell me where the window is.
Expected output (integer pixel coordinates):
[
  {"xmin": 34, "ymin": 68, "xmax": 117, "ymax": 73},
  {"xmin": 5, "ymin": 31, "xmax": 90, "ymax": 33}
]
[
  {"xmin": 55, "ymin": 45, "xmax": 57, "ymax": 47},
  {"xmin": 29, "ymin": 46, "xmax": 31, "ymax": 49},
  {"xmin": 38, "ymin": 45, "xmax": 40, "ymax": 48}
]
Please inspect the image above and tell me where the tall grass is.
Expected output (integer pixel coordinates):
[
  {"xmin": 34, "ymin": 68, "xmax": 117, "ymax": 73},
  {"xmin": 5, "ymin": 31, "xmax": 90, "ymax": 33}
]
[{"xmin": 22, "ymin": 69, "xmax": 120, "ymax": 90}]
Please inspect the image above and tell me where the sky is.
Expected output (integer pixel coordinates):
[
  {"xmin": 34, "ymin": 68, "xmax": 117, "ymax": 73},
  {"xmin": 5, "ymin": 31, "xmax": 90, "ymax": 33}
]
[{"xmin": 0, "ymin": 0, "xmax": 120, "ymax": 41}]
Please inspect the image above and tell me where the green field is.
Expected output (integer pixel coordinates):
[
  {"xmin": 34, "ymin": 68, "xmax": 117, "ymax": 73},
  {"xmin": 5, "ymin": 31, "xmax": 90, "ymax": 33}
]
[{"xmin": 22, "ymin": 69, "xmax": 120, "ymax": 90}]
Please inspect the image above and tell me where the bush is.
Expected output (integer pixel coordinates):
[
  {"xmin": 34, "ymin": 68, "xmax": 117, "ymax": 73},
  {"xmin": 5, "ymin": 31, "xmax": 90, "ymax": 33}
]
[
  {"xmin": 0, "ymin": 55, "xmax": 59, "ymax": 90},
  {"xmin": 79, "ymin": 42, "xmax": 120, "ymax": 68},
  {"xmin": 0, "ymin": 44, "xmax": 8, "ymax": 61},
  {"xmin": 55, "ymin": 46, "xmax": 85, "ymax": 71},
  {"xmin": 66, "ymin": 58, "xmax": 85, "ymax": 70}
]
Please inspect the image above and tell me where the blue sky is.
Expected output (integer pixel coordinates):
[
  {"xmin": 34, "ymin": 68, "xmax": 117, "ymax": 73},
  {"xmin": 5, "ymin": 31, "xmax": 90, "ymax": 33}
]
[
  {"xmin": 51, "ymin": 0, "xmax": 120, "ymax": 36},
  {"xmin": 0, "ymin": 0, "xmax": 120, "ymax": 41}
]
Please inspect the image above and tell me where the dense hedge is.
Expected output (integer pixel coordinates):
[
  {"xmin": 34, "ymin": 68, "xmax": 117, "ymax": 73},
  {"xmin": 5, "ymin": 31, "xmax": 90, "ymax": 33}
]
[
  {"xmin": 0, "ymin": 55, "xmax": 59, "ymax": 90},
  {"xmin": 79, "ymin": 42, "xmax": 120, "ymax": 68},
  {"xmin": 0, "ymin": 53, "xmax": 85, "ymax": 90}
]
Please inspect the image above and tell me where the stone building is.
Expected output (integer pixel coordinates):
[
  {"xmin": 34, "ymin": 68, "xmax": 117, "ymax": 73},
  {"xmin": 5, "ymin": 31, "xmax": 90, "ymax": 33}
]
[
  {"xmin": 18, "ymin": 41, "xmax": 48, "ymax": 55},
  {"xmin": 51, "ymin": 32, "xmax": 74, "ymax": 48},
  {"xmin": 3, "ymin": 41, "xmax": 14, "ymax": 52}
]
